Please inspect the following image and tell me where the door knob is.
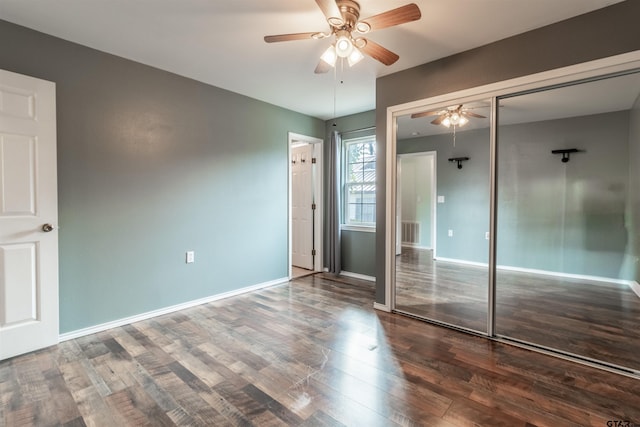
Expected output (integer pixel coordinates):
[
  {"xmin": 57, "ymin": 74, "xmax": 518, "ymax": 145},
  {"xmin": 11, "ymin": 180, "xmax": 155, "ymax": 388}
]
[{"xmin": 42, "ymin": 223, "xmax": 54, "ymax": 232}]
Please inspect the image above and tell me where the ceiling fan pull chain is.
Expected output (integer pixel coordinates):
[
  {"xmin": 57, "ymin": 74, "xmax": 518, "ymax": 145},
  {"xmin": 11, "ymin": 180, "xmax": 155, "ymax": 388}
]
[{"xmin": 332, "ymin": 64, "xmax": 337, "ymax": 125}]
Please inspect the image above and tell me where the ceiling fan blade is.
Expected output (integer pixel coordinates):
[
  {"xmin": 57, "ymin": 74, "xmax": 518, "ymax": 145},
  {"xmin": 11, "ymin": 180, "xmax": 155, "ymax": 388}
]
[
  {"xmin": 359, "ymin": 3, "xmax": 421, "ymax": 32},
  {"xmin": 464, "ymin": 111, "xmax": 487, "ymax": 119},
  {"xmin": 431, "ymin": 115, "xmax": 445, "ymax": 125},
  {"xmin": 411, "ymin": 110, "xmax": 441, "ymax": 119},
  {"xmin": 359, "ymin": 39, "xmax": 399, "ymax": 66},
  {"xmin": 315, "ymin": 0, "xmax": 344, "ymax": 26},
  {"xmin": 314, "ymin": 59, "xmax": 332, "ymax": 74},
  {"xmin": 264, "ymin": 32, "xmax": 320, "ymax": 43}
]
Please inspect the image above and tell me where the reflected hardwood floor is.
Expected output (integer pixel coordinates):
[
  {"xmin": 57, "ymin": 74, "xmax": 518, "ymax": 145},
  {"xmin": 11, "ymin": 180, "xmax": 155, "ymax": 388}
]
[
  {"xmin": 395, "ymin": 247, "xmax": 640, "ymax": 372},
  {"xmin": 2, "ymin": 273, "xmax": 640, "ymax": 426}
]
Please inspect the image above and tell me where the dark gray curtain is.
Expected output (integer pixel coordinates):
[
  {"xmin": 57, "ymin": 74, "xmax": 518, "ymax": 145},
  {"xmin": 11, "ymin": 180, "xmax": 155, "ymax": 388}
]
[{"xmin": 328, "ymin": 130, "xmax": 342, "ymax": 274}]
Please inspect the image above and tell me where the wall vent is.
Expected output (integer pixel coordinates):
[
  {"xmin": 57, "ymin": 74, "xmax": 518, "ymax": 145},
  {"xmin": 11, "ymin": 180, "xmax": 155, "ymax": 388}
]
[{"xmin": 401, "ymin": 221, "xmax": 420, "ymax": 245}]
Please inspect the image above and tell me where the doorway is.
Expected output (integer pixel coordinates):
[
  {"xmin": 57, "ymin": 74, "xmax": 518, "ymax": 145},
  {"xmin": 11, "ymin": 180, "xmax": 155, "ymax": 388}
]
[
  {"xmin": 288, "ymin": 132, "xmax": 323, "ymax": 279},
  {"xmin": 397, "ymin": 152, "xmax": 436, "ymax": 255}
]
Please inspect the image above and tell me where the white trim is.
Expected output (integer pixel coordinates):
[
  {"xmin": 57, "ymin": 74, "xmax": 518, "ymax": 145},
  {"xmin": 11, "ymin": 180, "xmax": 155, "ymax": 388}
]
[
  {"xmin": 340, "ymin": 271, "xmax": 375, "ymax": 282},
  {"xmin": 373, "ymin": 302, "xmax": 391, "ymax": 312},
  {"xmin": 59, "ymin": 277, "xmax": 288, "ymax": 342},
  {"xmin": 341, "ymin": 224, "xmax": 376, "ymax": 233},
  {"xmin": 402, "ymin": 244, "xmax": 432, "ymax": 250},
  {"xmin": 436, "ymin": 256, "xmax": 640, "ymax": 291},
  {"xmin": 435, "ymin": 257, "xmax": 488, "ymax": 268},
  {"xmin": 385, "ymin": 50, "xmax": 640, "ymax": 307},
  {"xmin": 497, "ymin": 265, "xmax": 635, "ymax": 287},
  {"xmin": 630, "ymin": 281, "xmax": 640, "ymax": 298},
  {"xmin": 288, "ymin": 132, "xmax": 324, "ymax": 279}
]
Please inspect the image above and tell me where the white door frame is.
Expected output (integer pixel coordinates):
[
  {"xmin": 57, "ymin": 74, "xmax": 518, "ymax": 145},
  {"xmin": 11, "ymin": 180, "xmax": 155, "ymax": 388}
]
[{"xmin": 288, "ymin": 132, "xmax": 323, "ymax": 278}]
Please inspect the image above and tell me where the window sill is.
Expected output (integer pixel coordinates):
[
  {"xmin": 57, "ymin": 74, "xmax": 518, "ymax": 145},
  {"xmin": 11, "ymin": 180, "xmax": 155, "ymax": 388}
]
[{"xmin": 341, "ymin": 224, "xmax": 376, "ymax": 233}]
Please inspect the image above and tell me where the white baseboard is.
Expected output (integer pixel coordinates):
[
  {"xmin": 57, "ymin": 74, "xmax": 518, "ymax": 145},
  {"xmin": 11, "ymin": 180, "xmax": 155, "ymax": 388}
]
[
  {"xmin": 59, "ymin": 277, "xmax": 289, "ymax": 342},
  {"xmin": 373, "ymin": 302, "xmax": 391, "ymax": 312},
  {"xmin": 340, "ymin": 271, "xmax": 375, "ymax": 282},
  {"xmin": 434, "ymin": 257, "xmax": 640, "ymax": 296},
  {"xmin": 402, "ymin": 244, "xmax": 433, "ymax": 250},
  {"xmin": 496, "ymin": 264, "xmax": 633, "ymax": 287},
  {"xmin": 435, "ymin": 257, "xmax": 488, "ymax": 268}
]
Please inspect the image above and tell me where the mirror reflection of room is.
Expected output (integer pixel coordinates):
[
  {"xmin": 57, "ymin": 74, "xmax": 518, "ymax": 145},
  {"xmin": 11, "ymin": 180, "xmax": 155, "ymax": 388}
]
[
  {"xmin": 395, "ymin": 100, "xmax": 491, "ymax": 333},
  {"xmin": 494, "ymin": 72, "xmax": 640, "ymax": 371},
  {"xmin": 393, "ymin": 70, "xmax": 640, "ymax": 373}
]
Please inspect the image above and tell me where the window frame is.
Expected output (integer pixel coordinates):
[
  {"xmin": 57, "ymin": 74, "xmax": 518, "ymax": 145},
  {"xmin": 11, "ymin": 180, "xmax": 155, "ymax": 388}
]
[{"xmin": 342, "ymin": 134, "xmax": 377, "ymax": 231}]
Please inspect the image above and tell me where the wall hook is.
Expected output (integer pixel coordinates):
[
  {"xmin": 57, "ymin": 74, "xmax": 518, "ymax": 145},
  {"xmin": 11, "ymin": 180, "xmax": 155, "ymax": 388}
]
[
  {"xmin": 448, "ymin": 157, "xmax": 469, "ymax": 169},
  {"xmin": 551, "ymin": 148, "xmax": 579, "ymax": 163}
]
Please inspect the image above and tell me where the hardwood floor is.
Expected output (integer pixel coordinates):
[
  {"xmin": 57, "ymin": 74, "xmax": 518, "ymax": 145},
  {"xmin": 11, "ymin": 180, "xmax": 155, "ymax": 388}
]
[
  {"xmin": 395, "ymin": 247, "xmax": 640, "ymax": 373},
  {"xmin": 291, "ymin": 266, "xmax": 315, "ymax": 279},
  {"xmin": 2, "ymin": 272, "xmax": 640, "ymax": 426}
]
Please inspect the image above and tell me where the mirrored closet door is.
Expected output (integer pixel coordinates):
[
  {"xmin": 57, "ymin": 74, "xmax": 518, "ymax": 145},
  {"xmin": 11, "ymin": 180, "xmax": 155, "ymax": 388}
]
[
  {"xmin": 394, "ymin": 100, "xmax": 492, "ymax": 333},
  {"xmin": 494, "ymin": 71, "xmax": 640, "ymax": 372}
]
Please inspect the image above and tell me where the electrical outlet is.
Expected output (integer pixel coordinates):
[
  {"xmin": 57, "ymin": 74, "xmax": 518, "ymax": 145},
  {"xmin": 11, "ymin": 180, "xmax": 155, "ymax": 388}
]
[
  {"xmin": 485, "ymin": 231, "xmax": 490, "ymax": 240},
  {"xmin": 186, "ymin": 251, "xmax": 195, "ymax": 264},
  {"xmin": 448, "ymin": 229, "xmax": 453, "ymax": 237},
  {"xmin": 437, "ymin": 195, "xmax": 445, "ymax": 203}
]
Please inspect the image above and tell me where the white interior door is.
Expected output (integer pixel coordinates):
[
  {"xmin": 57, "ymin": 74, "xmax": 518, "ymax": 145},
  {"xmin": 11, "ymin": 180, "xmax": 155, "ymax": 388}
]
[
  {"xmin": 291, "ymin": 144, "xmax": 314, "ymax": 269},
  {"xmin": 0, "ymin": 69, "xmax": 58, "ymax": 360}
]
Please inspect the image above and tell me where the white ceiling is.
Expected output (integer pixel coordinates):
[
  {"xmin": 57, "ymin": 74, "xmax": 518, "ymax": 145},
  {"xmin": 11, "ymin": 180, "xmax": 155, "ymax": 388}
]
[{"xmin": 0, "ymin": 0, "xmax": 626, "ymax": 120}]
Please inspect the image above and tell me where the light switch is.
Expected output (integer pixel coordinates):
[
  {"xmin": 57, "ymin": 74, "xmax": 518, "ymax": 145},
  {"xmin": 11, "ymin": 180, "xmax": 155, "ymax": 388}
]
[
  {"xmin": 448, "ymin": 229, "xmax": 453, "ymax": 237},
  {"xmin": 186, "ymin": 251, "xmax": 195, "ymax": 264}
]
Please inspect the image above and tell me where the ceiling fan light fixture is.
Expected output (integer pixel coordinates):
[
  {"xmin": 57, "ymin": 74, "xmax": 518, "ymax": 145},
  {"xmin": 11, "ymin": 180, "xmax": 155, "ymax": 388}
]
[
  {"xmin": 355, "ymin": 21, "xmax": 371, "ymax": 33},
  {"xmin": 442, "ymin": 117, "xmax": 451, "ymax": 128},
  {"xmin": 335, "ymin": 35, "xmax": 354, "ymax": 58},
  {"xmin": 327, "ymin": 16, "xmax": 345, "ymax": 27},
  {"xmin": 320, "ymin": 45, "xmax": 337, "ymax": 66},
  {"xmin": 459, "ymin": 116, "xmax": 469, "ymax": 126},
  {"xmin": 347, "ymin": 48, "xmax": 364, "ymax": 66}
]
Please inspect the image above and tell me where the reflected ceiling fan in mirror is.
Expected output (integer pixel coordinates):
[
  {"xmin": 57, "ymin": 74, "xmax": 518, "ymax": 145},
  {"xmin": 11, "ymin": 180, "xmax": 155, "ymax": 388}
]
[
  {"xmin": 264, "ymin": 0, "xmax": 421, "ymax": 73},
  {"xmin": 411, "ymin": 105, "xmax": 487, "ymax": 128}
]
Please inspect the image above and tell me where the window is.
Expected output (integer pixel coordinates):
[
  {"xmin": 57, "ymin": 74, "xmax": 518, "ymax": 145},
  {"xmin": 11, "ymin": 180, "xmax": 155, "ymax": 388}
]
[{"xmin": 344, "ymin": 135, "xmax": 376, "ymax": 227}]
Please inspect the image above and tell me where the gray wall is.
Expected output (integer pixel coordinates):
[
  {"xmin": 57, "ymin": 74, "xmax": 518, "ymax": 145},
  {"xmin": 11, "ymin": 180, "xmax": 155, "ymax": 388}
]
[
  {"xmin": 0, "ymin": 20, "xmax": 324, "ymax": 333},
  {"xmin": 324, "ymin": 110, "xmax": 376, "ymax": 277},
  {"xmin": 398, "ymin": 112, "xmax": 631, "ymax": 279},
  {"xmin": 498, "ymin": 112, "xmax": 630, "ymax": 279},
  {"xmin": 375, "ymin": 0, "xmax": 640, "ymax": 303}
]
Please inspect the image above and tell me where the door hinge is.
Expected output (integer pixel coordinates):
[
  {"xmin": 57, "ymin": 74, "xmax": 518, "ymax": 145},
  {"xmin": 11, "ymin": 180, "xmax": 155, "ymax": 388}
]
[
  {"xmin": 312, "ymin": 249, "xmax": 316, "ymax": 256},
  {"xmin": 311, "ymin": 203, "xmax": 316, "ymax": 210},
  {"xmin": 312, "ymin": 157, "xmax": 317, "ymax": 164}
]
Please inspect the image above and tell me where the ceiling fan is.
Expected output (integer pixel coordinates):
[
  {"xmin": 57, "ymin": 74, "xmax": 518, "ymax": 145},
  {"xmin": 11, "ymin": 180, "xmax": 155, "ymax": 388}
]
[
  {"xmin": 264, "ymin": 0, "xmax": 421, "ymax": 73},
  {"xmin": 411, "ymin": 105, "xmax": 487, "ymax": 128}
]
